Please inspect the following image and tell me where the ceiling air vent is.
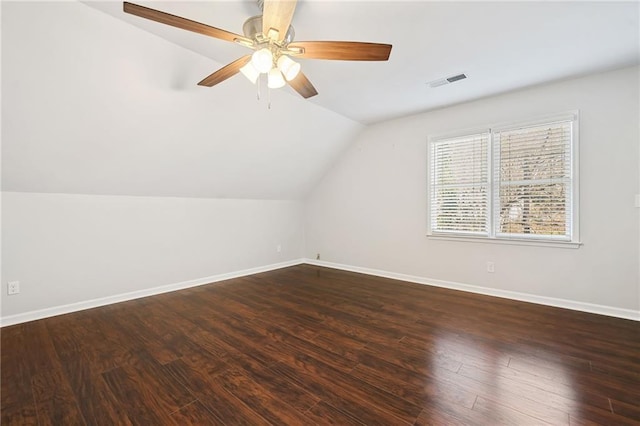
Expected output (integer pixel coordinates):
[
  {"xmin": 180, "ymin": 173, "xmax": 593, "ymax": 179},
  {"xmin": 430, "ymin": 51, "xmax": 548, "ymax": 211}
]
[{"xmin": 427, "ymin": 73, "xmax": 467, "ymax": 88}]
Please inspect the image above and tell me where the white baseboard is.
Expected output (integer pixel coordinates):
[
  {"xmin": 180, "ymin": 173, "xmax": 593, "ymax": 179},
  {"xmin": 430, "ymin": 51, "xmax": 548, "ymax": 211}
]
[
  {"xmin": 0, "ymin": 259, "xmax": 305, "ymax": 327},
  {"xmin": 303, "ymin": 259, "xmax": 640, "ymax": 322},
  {"xmin": 3, "ymin": 258, "xmax": 637, "ymax": 326}
]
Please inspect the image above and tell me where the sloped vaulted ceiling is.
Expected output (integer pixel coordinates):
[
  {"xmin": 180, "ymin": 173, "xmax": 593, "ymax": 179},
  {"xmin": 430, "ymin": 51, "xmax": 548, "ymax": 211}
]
[
  {"xmin": 3, "ymin": 1, "xmax": 638, "ymax": 200},
  {"xmin": 1, "ymin": 2, "xmax": 363, "ymax": 200},
  {"xmin": 86, "ymin": 1, "xmax": 640, "ymax": 124}
]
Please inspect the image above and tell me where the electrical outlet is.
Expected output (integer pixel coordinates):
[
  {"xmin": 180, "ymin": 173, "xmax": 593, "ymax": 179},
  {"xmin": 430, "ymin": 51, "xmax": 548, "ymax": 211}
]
[
  {"xmin": 486, "ymin": 262, "xmax": 495, "ymax": 273},
  {"xmin": 7, "ymin": 281, "xmax": 20, "ymax": 295},
  {"xmin": 276, "ymin": 244, "xmax": 282, "ymax": 253}
]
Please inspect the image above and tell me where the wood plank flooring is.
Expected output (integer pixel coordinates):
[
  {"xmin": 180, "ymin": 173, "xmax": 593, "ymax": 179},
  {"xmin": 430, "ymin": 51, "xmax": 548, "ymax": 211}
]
[{"xmin": 2, "ymin": 265, "xmax": 639, "ymax": 425}]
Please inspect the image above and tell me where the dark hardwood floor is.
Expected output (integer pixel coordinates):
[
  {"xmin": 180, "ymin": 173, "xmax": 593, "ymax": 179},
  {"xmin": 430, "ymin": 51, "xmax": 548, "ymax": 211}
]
[{"xmin": 2, "ymin": 264, "xmax": 639, "ymax": 425}]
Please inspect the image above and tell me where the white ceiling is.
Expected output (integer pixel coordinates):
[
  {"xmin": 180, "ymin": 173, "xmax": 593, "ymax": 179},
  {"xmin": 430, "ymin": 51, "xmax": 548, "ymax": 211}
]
[
  {"xmin": 85, "ymin": 1, "xmax": 640, "ymax": 124},
  {"xmin": 2, "ymin": 1, "xmax": 362, "ymax": 199},
  {"xmin": 2, "ymin": 1, "xmax": 638, "ymax": 201}
]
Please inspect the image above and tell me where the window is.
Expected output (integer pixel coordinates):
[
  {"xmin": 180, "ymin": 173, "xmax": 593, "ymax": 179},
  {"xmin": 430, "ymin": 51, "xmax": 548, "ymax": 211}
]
[
  {"xmin": 430, "ymin": 132, "xmax": 490, "ymax": 235},
  {"xmin": 428, "ymin": 113, "xmax": 579, "ymax": 245}
]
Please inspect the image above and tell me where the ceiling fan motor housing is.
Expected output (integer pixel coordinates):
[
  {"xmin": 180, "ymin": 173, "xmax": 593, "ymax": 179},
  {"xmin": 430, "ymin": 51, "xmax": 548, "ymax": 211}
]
[{"xmin": 243, "ymin": 15, "xmax": 295, "ymax": 45}]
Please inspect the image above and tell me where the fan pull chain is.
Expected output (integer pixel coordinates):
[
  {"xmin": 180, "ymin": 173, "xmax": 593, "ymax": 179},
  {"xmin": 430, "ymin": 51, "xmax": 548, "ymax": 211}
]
[
  {"xmin": 268, "ymin": 87, "xmax": 272, "ymax": 109},
  {"xmin": 256, "ymin": 77, "xmax": 261, "ymax": 101}
]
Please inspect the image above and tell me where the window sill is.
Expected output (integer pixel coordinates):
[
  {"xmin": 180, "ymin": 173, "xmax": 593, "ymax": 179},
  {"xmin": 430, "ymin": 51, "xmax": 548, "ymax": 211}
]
[{"xmin": 426, "ymin": 234, "xmax": 582, "ymax": 249}]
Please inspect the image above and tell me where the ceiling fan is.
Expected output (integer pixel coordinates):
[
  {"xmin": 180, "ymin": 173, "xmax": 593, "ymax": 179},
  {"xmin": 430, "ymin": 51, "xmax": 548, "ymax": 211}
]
[{"xmin": 123, "ymin": 1, "xmax": 392, "ymax": 99}]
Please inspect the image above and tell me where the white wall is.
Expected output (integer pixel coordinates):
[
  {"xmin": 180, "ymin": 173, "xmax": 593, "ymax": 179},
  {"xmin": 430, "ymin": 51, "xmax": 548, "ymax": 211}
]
[
  {"xmin": 305, "ymin": 66, "xmax": 640, "ymax": 313},
  {"xmin": 0, "ymin": 1, "xmax": 355, "ymax": 324},
  {"xmin": 1, "ymin": 192, "xmax": 304, "ymax": 320},
  {"xmin": 2, "ymin": 66, "xmax": 638, "ymax": 323}
]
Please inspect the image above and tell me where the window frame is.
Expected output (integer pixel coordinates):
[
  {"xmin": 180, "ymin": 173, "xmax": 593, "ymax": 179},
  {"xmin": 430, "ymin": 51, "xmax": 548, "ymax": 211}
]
[
  {"xmin": 428, "ymin": 129, "xmax": 492, "ymax": 237},
  {"xmin": 426, "ymin": 111, "xmax": 581, "ymax": 248}
]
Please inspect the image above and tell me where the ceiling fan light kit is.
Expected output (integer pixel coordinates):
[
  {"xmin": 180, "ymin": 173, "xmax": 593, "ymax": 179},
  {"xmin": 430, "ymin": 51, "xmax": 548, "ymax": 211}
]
[
  {"xmin": 268, "ymin": 68, "xmax": 286, "ymax": 89},
  {"xmin": 122, "ymin": 0, "xmax": 392, "ymax": 99},
  {"xmin": 251, "ymin": 48, "xmax": 274, "ymax": 73},
  {"xmin": 240, "ymin": 62, "xmax": 260, "ymax": 84},
  {"xmin": 277, "ymin": 55, "xmax": 300, "ymax": 81}
]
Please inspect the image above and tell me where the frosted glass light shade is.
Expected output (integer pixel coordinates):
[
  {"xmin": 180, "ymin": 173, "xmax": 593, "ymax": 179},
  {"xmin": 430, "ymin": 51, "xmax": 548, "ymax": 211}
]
[
  {"xmin": 267, "ymin": 68, "xmax": 286, "ymax": 89},
  {"xmin": 240, "ymin": 62, "xmax": 260, "ymax": 84},
  {"xmin": 251, "ymin": 48, "xmax": 273, "ymax": 73},
  {"xmin": 277, "ymin": 55, "xmax": 301, "ymax": 81}
]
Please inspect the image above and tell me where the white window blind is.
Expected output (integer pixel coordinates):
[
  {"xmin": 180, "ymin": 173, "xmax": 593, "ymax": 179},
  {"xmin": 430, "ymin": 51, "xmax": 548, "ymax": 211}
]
[
  {"xmin": 428, "ymin": 113, "xmax": 578, "ymax": 244},
  {"xmin": 493, "ymin": 120, "xmax": 573, "ymax": 240},
  {"xmin": 430, "ymin": 133, "xmax": 489, "ymax": 235}
]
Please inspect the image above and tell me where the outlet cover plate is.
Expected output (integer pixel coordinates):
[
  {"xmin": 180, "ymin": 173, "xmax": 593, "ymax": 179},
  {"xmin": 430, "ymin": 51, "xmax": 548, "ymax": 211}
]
[
  {"xmin": 8, "ymin": 281, "xmax": 20, "ymax": 295},
  {"xmin": 487, "ymin": 262, "xmax": 495, "ymax": 273}
]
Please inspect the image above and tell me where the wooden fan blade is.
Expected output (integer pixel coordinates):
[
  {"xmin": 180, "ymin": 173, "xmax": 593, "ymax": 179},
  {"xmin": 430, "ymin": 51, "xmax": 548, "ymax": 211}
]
[
  {"xmin": 288, "ymin": 71, "xmax": 318, "ymax": 99},
  {"xmin": 198, "ymin": 55, "xmax": 252, "ymax": 87},
  {"xmin": 262, "ymin": 0, "xmax": 297, "ymax": 41},
  {"xmin": 123, "ymin": 2, "xmax": 251, "ymax": 44},
  {"xmin": 288, "ymin": 41, "xmax": 392, "ymax": 61}
]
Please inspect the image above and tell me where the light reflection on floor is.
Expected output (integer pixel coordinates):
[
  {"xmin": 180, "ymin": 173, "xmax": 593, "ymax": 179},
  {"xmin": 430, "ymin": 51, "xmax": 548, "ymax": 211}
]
[{"xmin": 418, "ymin": 328, "xmax": 578, "ymax": 424}]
